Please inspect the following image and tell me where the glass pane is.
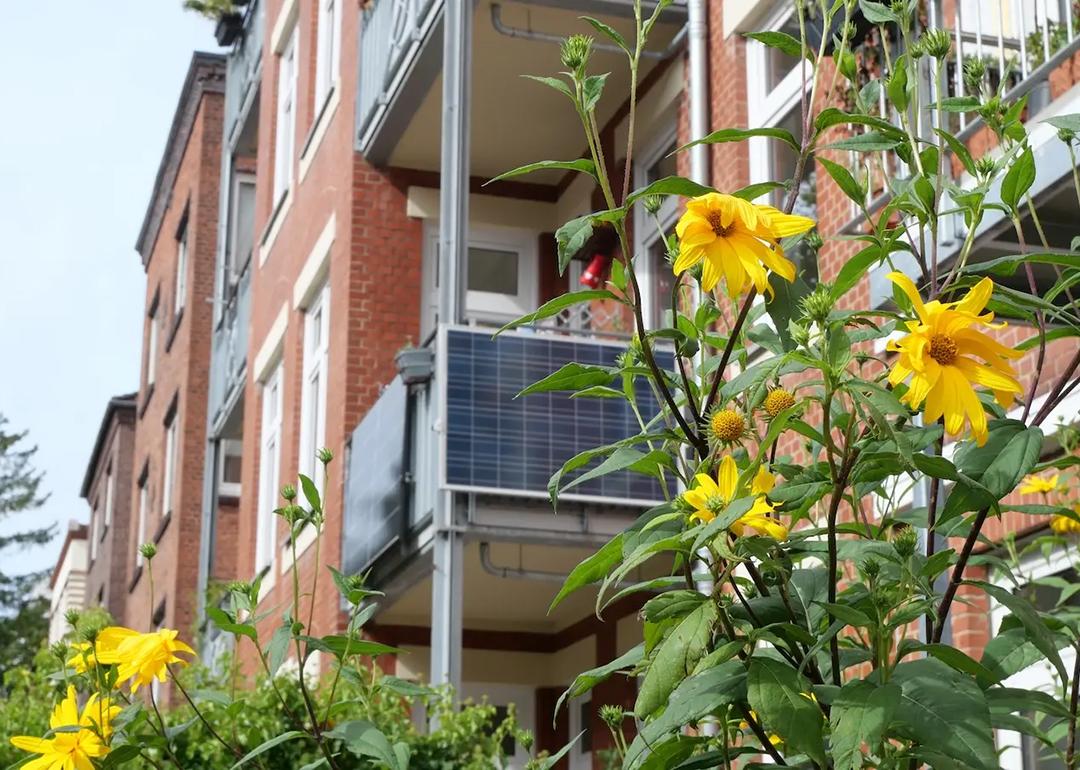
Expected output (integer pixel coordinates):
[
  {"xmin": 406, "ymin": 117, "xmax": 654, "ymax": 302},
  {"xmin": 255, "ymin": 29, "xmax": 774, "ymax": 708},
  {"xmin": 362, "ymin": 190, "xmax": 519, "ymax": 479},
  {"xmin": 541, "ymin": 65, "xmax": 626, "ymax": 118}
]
[
  {"xmin": 222, "ymin": 453, "xmax": 242, "ymax": 485},
  {"xmin": 579, "ymin": 701, "xmax": 592, "ymax": 753},
  {"xmin": 646, "ymin": 142, "xmax": 677, "ymax": 185},
  {"xmin": 766, "ymin": 13, "xmax": 802, "ymax": 91},
  {"xmin": 649, "ymin": 237, "xmax": 674, "ymax": 328},
  {"xmin": 468, "ymin": 247, "xmax": 519, "ymax": 295},
  {"xmin": 770, "ymin": 103, "xmax": 818, "ymax": 287}
]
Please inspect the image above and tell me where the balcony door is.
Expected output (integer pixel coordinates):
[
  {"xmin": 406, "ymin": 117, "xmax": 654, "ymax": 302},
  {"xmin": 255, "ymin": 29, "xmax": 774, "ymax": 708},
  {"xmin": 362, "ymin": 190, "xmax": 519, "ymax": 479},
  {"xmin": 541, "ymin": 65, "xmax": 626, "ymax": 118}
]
[{"xmin": 421, "ymin": 222, "xmax": 538, "ymax": 336}]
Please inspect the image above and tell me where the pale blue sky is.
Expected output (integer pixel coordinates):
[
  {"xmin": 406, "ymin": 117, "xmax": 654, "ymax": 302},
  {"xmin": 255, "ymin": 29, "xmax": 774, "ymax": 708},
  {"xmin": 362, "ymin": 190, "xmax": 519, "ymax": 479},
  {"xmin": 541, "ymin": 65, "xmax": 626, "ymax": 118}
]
[{"xmin": 0, "ymin": 2, "xmax": 221, "ymax": 579}]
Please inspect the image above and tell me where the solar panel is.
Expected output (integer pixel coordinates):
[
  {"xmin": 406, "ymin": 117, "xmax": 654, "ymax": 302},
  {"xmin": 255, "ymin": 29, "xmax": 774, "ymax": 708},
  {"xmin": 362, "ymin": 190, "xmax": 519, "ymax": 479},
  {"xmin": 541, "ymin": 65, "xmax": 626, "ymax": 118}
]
[
  {"xmin": 342, "ymin": 376, "xmax": 407, "ymax": 574},
  {"xmin": 444, "ymin": 328, "xmax": 672, "ymax": 504}
]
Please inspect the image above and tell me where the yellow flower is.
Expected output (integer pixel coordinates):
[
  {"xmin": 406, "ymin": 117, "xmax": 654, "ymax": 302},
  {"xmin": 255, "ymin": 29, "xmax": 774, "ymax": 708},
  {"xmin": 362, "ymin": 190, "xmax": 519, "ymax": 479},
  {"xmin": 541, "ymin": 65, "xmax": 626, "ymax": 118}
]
[
  {"xmin": 95, "ymin": 626, "xmax": 196, "ymax": 693},
  {"xmin": 682, "ymin": 456, "xmax": 787, "ymax": 540},
  {"xmin": 708, "ymin": 408, "xmax": 746, "ymax": 445},
  {"xmin": 673, "ymin": 193, "xmax": 816, "ymax": 297},
  {"xmin": 886, "ymin": 273, "xmax": 1022, "ymax": 446},
  {"xmin": 1019, "ymin": 474, "xmax": 1063, "ymax": 495},
  {"xmin": 1051, "ymin": 506, "xmax": 1080, "ymax": 535},
  {"xmin": 10, "ymin": 685, "xmax": 120, "ymax": 769},
  {"xmin": 763, "ymin": 388, "xmax": 796, "ymax": 417}
]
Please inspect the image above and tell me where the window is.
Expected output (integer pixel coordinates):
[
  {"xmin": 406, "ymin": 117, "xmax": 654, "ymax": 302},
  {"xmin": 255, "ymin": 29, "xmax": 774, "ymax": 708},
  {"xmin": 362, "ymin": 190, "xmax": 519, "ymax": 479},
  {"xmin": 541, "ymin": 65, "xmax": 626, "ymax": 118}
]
[
  {"xmin": 300, "ymin": 285, "xmax": 329, "ymax": 488},
  {"xmin": 175, "ymin": 217, "xmax": 189, "ymax": 315},
  {"xmin": 162, "ymin": 408, "xmax": 178, "ymax": 519},
  {"xmin": 89, "ymin": 502, "xmax": 100, "ymax": 561},
  {"xmin": 103, "ymin": 464, "xmax": 114, "ymax": 529},
  {"xmin": 224, "ymin": 172, "xmax": 256, "ymax": 299},
  {"xmin": 273, "ymin": 28, "xmax": 299, "ymax": 204},
  {"xmin": 255, "ymin": 364, "xmax": 283, "ymax": 572},
  {"xmin": 146, "ymin": 299, "xmax": 159, "ymax": 388},
  {"xmin": 634, "ymin": 127, "xmax": 679, "ymax": 329},
  {"xmin": 135, "ymin": 466, "xmax": 149, "ymax": 567},
  {"xmin": 314, "ymin": 0, "xmax": 340, "ymax": 107},
  {"xmin": 218, "ymin": 439, "xmax": 243, "ymax": 499}
]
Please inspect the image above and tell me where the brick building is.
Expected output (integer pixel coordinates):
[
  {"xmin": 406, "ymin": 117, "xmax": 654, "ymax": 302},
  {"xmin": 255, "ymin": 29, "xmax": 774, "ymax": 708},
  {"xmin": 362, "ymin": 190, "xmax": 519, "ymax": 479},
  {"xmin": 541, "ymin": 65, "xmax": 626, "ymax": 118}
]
[
  {"xmin": 57, "ymin": 0, "xmax": 1080, "ymax": 767},
  {"xmin": 80, "ymin": 393, "xmax": 136, "ymax": 623},
  {"xmin": 125, "ymin": 52, "xmax": 225, "ymax": 656},
  {"xmin": 47, "ymin": 522, "xmax": 89, "ymax": 644}
]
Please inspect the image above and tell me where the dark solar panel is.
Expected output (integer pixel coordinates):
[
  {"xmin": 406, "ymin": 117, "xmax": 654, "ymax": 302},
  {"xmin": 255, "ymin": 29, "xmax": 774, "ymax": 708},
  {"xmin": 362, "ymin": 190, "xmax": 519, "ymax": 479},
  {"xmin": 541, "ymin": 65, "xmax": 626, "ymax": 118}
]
[{"xmin": 444, "ymin": 329, "xmax": 671, "ymax": 503}]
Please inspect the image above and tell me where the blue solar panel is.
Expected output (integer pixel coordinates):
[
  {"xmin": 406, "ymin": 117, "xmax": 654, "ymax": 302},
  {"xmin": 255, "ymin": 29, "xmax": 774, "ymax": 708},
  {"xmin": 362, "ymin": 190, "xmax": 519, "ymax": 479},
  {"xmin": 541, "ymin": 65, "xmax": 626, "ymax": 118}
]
[{"xmin": 444, "ymin": 329, "xmax": 672, "ymax": 503}]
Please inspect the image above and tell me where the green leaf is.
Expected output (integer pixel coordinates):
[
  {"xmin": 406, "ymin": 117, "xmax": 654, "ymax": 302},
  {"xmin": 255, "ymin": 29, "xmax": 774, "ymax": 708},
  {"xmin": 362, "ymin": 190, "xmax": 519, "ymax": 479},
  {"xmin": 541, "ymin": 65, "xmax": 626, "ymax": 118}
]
[
  {"xmin": 535, "ymin": 732, "xmax": 583, "ymax": 770},
  {"xmin": 1044, "ymin": 113, "xmax": 1080, "ymax": 132},
  {"xmin": 745, "ymin": 30, "xmax": 805, "ymax": 58},
  {"xmin": 582, "ymin": 73, "xmax": 609, "ymax": 112},
  {"xmin": 495, "ymin": 290, "xmax": 618, "ymax": 334},
  {"xmin": 550, "ymin": 533, "xmax": 624, "ymax": 611},
  {"xmin": 300, "ymin": 634, "xmax": 400, "ymax": 659},
  {"xmin": 554, "ymin": 215, "xmax": 594, "ymax": 275},
  {"xmin": 967, "ymin": 580, "xmax": 1068, "ymax": 684},
  {"xmin": 980, "ymin": 628, "xmax": 1045, "ymax": 685},
  {"xmin": 558, "ymin": 643, "xmax": 643, "ymax": 715},
  {"xmin": 938, "ymin": 95, "xmax": 982, "ymax": 112},
  {"xmin": 823, "ymin": 602, "xmax": 873, "ymax": 627},
  {"xmin": 625, "ymin": 175, "xmax": 715, "ymax": 208},
  {"xmin": 560, "ymin": 447, "xmax": 672, "ymax": 495},
  {"xmin": 677, "ymin": 127, "xmax": 799, "ymax": 154},
  {"xmin": 910, "ymin": 643, "xmax": 997, "ymax": 685},
  {"xmin": 965, "ymin": 251, "xmax": 1080, "ymax": 277},
  {"xmin": 325, "ymin": 720, "xmax": 405, "ymax": 770},
  {"xmin": 267, "ymin": 623, "xmax": 291, "ymax": 677},
  {"xmin": 818, "ymin": 157, "xmax": 864, "ymax": 204},
  {"xmin": 859, "ymin": 0, "xmax": 900, "ymax": 23},
  {"xmin": 986, "ymin": 686, "xmax": 1072, "ymax": 718},
  {"xmin": 635, "ymin": 600, "xmax": 718, "ymax": 717},
  {"xmin": 298, "ymin": 473, "xmax": 321, "ymax": 513},
  {"xmin": 747, "ymin": 656, "xmax": 827, "ymax": 767},
  {"xmin": 912, "ymin": 453, "xmax": 959, "ymax": 481},
  {"xmin": 887, "ymin": 55, "xmax": 910, "ymax": 111},
  {"xmin": 206, "ymin": 607, "xmax": 257, "ymax": 641},
  {"xmin": 522, "ymin": 74, "xmax": 573, "ymax": 99},
  {"xmin": 1000, "ymin": 146, "xmax": 1035, "ymax": 211},
  {"xmin": 229, "ymin": 731, "xmax": 309, "ymax": 769},
  {"xmin": 825, "ymin": 132, "xmax": 901, "ymax": 152},
  {"xmin": 580, "ymin": 16, "xmax": 629, "ymax": 53},
  {"xmin": 732, "ymin": 181, "xmax": 786, "ymax": 201},
  {"xmin": 935, "ymin": 128, "xmax": 977, "ymax": 176},
  {"xmin": 487, "ymin": 159, "xmax": 597, "ymax": 185},
  {"xmin": 814, "ymin": 107, "xmax": 905, "ymax": 139},
  {"xmin": 830, "ymin": 680, "xmax": 899, "ymax": 770},
  {"xmin": 518, "ymin": 363, "xmax": 615, "ymax": 397},
  {"xmin": 766, "ymin": 273, "xmax": 814, "ymax": 351},
  {"xmin": 889, "ymin": 658, "xmax": 997, "ymax": 770},
  {"xmin": 831, "ymin": 247, "xmax": 881, "ymax": 301}
]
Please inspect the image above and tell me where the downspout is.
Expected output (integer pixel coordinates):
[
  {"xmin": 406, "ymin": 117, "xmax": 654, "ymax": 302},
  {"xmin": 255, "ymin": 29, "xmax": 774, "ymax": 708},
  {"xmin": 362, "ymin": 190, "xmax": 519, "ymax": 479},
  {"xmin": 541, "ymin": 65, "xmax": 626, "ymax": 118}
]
[{"xmin": 687, "ymin": 0, "xmax": 709, "ymax": 185}]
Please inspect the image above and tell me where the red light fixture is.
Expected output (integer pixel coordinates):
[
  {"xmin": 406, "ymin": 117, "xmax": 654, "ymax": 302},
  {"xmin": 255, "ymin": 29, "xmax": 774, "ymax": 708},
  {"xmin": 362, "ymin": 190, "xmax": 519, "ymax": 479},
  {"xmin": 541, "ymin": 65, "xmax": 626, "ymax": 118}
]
[{"xmin": 579, "ymin": 253, "xmax": 613, "ymax": 289}]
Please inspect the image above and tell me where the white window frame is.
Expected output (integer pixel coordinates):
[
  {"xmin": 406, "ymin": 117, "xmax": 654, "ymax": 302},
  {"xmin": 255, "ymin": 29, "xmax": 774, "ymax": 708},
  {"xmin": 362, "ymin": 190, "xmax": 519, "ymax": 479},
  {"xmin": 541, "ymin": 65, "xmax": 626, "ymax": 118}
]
[
  {"xmin": 421, "ymin": 223, "xmax": 538, "ymax": 326},
  {"xmin": 103, "ymin": 463, "xmax": 114, "ymax": 529},
  {"xmin": 218, "ymin": 439, "xmax": 243, "ymax": 499},
  {"xmin": 568, "ymin": 695, "xmax": 592, "ymax": 770},
  {"xmin": 633, "ymin": 122, "xmax": 680, "ymax": 330},
  {"xmin": 162, "ymin": 411, "xmax": 179, "ymax": 519},
  {"xmin": 228, "ymin": 172, "xmax": 257, "ymax": 283},
  {"xmin": 314, "ymin": 0, "xmax": 340, "ymax": 108},
  {"xmin": 273, "ymin": 27, "xmax": 299, "ymax": 205},
  {"xmin": 299, "ymin": 283, "xmax": 329, "ymax": 488},
  {"xmin": 89, "ymin": 502, "xmax": 100, "ymax": 562},
  {"xmin": 146, "ymin": 306, "xmax": 159, "ymax": 388},
  {"xmin": 994, "ymin": 545, "xmax": 1079, "ymax": 769},
  {"xmin": 135, "ymin": 471, "xmax": 149, "ymax": 567},
  {"xmin": 175, "ymin": 221, "xmax": 188, "ymax": 315},
  {"xmin": 256, "ymin": 363, "xmax": 284, "ymax": 574}
]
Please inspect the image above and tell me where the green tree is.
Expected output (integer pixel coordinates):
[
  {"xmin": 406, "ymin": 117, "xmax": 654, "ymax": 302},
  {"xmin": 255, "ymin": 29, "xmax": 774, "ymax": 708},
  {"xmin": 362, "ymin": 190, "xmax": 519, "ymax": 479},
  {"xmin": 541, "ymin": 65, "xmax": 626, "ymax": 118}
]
[{"xmin": 0, "ymin": 414, "xmax": 53, "ymax": 681}]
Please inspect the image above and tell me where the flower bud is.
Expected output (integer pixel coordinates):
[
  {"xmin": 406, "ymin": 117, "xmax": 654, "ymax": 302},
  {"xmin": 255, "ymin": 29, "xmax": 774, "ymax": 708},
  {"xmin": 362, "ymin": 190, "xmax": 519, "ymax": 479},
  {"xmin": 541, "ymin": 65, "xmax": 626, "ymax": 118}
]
[
  {"xmin": 51, "ymin": 641, "xmax": 69, "ymax": 661},
  {"xmin": 65, "ymin": 609, "xmax": 82, "ymax": 630},
  {"xmin": 139, "ymin": 542, "xmax": 157, "ymax": 560},
  {"xmin": 561, "ymin": 35, "xmax": 593, "ymax": 76},
  {"xmin": 518, "ymin": 731, "xmax": 535, "ymax": 752},
  {"xmin": 921, "ymin": 28, "xmax": 951, "ymax": 60},
  {"xmin": 893, "ymin": 526, "xmax": 919, "ymax": 559},
  {"xmin": 317, "ymin": 447, "xmax": 334, "ymax": 465},
  {"xmin": 1058, "ymin": 127, "xmax": 1076, "ymax": 145},
  {"xmin": 599, "ymin": 704, "xmax": 625, "ymax": 729},
  {"xmin": 964, "ymin": 58, "xmax": 986, "ymax": 93},
  {"xmin": 859, "ymin": 557, "xmax": 882, "ymax": 581},
  {"xmin": 227, "ymin": 580, "xmax": 251, "ymax": 595},
  {"xmin": 281, "ymin": 484, "xmax": 298, "ymax": 502},
  {"xmin": 642, "ymin": 194, "xmax": 664, "ymax": 215},
  {"xmin": 799, "ymin": 285, "xmax": 833, "ymax": 325}
]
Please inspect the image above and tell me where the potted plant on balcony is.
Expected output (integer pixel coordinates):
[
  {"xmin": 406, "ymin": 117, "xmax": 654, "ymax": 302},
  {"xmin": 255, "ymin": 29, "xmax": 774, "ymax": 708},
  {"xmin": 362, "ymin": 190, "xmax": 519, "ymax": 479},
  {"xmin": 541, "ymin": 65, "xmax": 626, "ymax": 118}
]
[{"xmin": 182, "ymin": 0, "xmax": 245, "ymax": 46}]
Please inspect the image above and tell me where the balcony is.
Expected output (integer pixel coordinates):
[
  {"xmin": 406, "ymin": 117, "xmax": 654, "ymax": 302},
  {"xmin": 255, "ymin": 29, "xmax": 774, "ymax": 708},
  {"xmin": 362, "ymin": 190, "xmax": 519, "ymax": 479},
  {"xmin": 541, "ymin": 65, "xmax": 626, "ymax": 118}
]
[
  {"xmin": 208, "ymin": 263, "xmax": 251, "ymax": 430},
  {"xmin": 341, "ymin": 325, "xmax": 670, "ymax": 576},
  {"xmin": 223, "ymin": 0, "xmax": 264, "ymax": 150}
]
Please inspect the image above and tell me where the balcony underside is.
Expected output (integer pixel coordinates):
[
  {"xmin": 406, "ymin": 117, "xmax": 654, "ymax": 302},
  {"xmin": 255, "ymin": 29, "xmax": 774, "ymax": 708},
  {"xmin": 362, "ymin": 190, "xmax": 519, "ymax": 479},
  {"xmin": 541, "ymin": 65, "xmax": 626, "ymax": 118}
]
[{"xmin": 359, "ymin": 0, "xmax": 685, "ymax": 180}]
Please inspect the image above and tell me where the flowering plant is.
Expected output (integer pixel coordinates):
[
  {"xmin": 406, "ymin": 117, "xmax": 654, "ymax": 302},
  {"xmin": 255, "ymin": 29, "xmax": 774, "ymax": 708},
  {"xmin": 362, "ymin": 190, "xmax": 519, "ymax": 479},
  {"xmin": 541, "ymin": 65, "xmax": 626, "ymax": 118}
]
[{"xmin": 493, "ymin": 0, "xmax": 1080, "ymax": 768}]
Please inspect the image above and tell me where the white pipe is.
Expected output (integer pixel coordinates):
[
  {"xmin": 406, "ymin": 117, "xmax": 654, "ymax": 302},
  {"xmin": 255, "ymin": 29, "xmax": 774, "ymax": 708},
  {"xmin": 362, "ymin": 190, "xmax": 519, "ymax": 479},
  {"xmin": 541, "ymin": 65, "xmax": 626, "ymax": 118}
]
[{"xmin": 687, "ymin": 0, "xmax": 709, "ymax": 185}]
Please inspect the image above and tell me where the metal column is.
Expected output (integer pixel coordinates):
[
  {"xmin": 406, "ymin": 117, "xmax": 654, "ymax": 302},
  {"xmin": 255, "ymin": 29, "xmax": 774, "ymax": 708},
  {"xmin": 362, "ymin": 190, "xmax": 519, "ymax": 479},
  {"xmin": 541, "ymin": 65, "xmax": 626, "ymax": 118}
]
[{"xmin": 430, "ymin": 0, "xmax": 472, "ymax": 694}]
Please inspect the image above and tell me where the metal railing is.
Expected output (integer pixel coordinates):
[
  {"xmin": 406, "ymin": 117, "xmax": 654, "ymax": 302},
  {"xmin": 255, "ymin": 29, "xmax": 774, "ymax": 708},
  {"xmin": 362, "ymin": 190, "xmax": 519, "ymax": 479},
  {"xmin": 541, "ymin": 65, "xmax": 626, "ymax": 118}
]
[
  {"xmin": 224, "ymin": 0, "xmax": 265, "ymax": 147},
  {"xmin": 208, "ymin": 263, "xmax": 252, "ymax": 424},
  {"xmin": 356, "ymin": 0, "xmax": 442, "ymax": 152}
]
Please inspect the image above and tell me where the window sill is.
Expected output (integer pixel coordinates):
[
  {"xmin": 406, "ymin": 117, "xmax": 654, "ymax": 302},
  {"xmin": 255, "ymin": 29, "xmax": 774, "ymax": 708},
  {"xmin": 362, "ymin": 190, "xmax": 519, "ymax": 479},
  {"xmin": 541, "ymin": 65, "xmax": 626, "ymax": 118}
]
[
  {"xmin": 139, "ymin": 384, "xmax": 155, "ymax": 419},
  {"xmin": 298, "ymin": 84, "xmax": 340, "ymax": 184},
  {"xmin": 153, "ymin": 511, "xmax": 172, "ymax": 544},
  {"xmin": 255, "ymin": 564, "xmax": 276, "ymax": 603},
  {"xmin": 258, "ymin": 189, "xmax": 293, "ymax": 267},
  {"xmin": 165, "ymin": 309, "xmax": 184, "ymax": 353}
]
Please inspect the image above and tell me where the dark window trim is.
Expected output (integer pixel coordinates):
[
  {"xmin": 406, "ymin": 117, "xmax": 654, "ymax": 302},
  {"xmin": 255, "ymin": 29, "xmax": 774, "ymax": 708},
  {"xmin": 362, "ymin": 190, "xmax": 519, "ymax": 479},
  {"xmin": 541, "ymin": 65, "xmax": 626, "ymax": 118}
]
[
  {"xmin": 152, "ymin": 598, "xmax": 167, "ymax": 627},
  {"xmin": 153, "ymin": 510, "xmax": 172, "ymax": 544},
  {"xmin": 164, "ymin": 307, "xmax": 184, "ymax": 353},
  {"xmin": 139, "ymin": 384, "xmax": 155, "ymax": 419},
  {"xmin": 128, "ymin": 564, "xmax": 143, "ymax": 593}
]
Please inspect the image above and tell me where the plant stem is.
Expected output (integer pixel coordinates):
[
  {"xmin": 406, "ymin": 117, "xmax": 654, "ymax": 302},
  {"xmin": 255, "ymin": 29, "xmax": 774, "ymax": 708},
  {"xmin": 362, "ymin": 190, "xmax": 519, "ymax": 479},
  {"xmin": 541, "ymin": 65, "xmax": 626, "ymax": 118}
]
[
  {"xmin": 702, "ymin": 290, "xmax": 758, "ymax": 416},
  {"xmin": 168, "ymin": 664, "xmax": 243, "ymax": 759},
  {"xmin": 1068, "ymin": 643, "xmax": 1080, "ymax": 770},
  {"xmin": 932, "ymin": 506, "xmax": 990, "ymax": 643}
]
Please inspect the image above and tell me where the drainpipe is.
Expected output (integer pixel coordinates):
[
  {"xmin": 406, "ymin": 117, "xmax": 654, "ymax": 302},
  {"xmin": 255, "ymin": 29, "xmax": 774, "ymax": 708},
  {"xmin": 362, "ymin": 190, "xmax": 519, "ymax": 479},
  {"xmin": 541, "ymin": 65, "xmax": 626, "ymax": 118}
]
[{"xmin": 687, "ymin": 0, "xmax": 709, "ymax": 186}]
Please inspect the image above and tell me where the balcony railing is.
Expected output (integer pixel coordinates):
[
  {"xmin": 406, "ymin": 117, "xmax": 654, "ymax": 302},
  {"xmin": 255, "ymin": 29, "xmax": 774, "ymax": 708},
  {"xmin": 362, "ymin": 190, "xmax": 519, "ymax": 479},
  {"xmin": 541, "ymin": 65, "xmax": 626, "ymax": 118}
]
[
  {"xmin": 224, "ymin": 0, "xmax": 264, "ymax": 147},
  {"xmin": 208, "ymin": 263, "xmax": 251, "ymax": 426},
  {"xmin": 355, "ymin": 0, "xmax": 442, "ymax": 154},
  {"xmin": 341, "ymin": 325, "xmax": 669, "ymax": 575}
]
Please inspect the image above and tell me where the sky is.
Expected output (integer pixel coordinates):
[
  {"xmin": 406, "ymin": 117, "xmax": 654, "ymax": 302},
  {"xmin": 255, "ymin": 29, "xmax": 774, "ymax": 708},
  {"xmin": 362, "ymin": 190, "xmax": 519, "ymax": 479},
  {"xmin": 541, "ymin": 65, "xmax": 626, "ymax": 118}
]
[{"xmin": 0, "ymin": 2, "xmax": 221, "ymax": 579}]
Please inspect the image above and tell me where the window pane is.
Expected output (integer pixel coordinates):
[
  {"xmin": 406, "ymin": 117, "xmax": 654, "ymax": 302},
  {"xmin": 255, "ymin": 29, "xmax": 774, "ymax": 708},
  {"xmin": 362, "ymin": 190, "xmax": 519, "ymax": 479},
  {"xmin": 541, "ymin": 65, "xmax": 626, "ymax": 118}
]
[
  {"xmin": 649, "ymin": 237, "xmax": 674, "ymax": 328},
  {"xmin": 222, "ymin": 453, "xmax": 242, "ymax": 485},
  {"xmin": 646, "ymin": 142, "xmax": 677, "ymax": 185},
  {"xmin": 468, "ymin": 247, "xmax": 518, "ymax": 295},
  {"xmin": 766, "ymin": 13, "xmax": 802, "ymax": 91}
]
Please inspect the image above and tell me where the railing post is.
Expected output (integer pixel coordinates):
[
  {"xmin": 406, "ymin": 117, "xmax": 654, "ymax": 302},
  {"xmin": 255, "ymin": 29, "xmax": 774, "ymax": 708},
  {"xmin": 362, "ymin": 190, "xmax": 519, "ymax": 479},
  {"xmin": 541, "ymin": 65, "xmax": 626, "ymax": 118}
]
[{"xmin": 431, "ymin": 0, "xmax": 471, "ymax": 699}]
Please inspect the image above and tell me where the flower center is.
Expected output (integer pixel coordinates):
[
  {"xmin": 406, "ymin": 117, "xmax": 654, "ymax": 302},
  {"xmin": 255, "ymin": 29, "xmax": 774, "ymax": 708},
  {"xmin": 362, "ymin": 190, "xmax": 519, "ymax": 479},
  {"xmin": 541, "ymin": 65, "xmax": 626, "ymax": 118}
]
[
  {"xmin": 927, "ymin": 333, "xmax": 958, "ymax": 365},
  {"xmin": 710, "ymin": 409, "xmax": 745, "ymax": 442},
  {"xmin": 705, "ymin": 494, "xmax": 728, "ymax": 513},
  {"xmin": 763, "ymin": 388, "xmax": 795, "ymax": 417},
  {"xmin": 707, "ymin": 211, "xmax": 735, "ymax": 237}
]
